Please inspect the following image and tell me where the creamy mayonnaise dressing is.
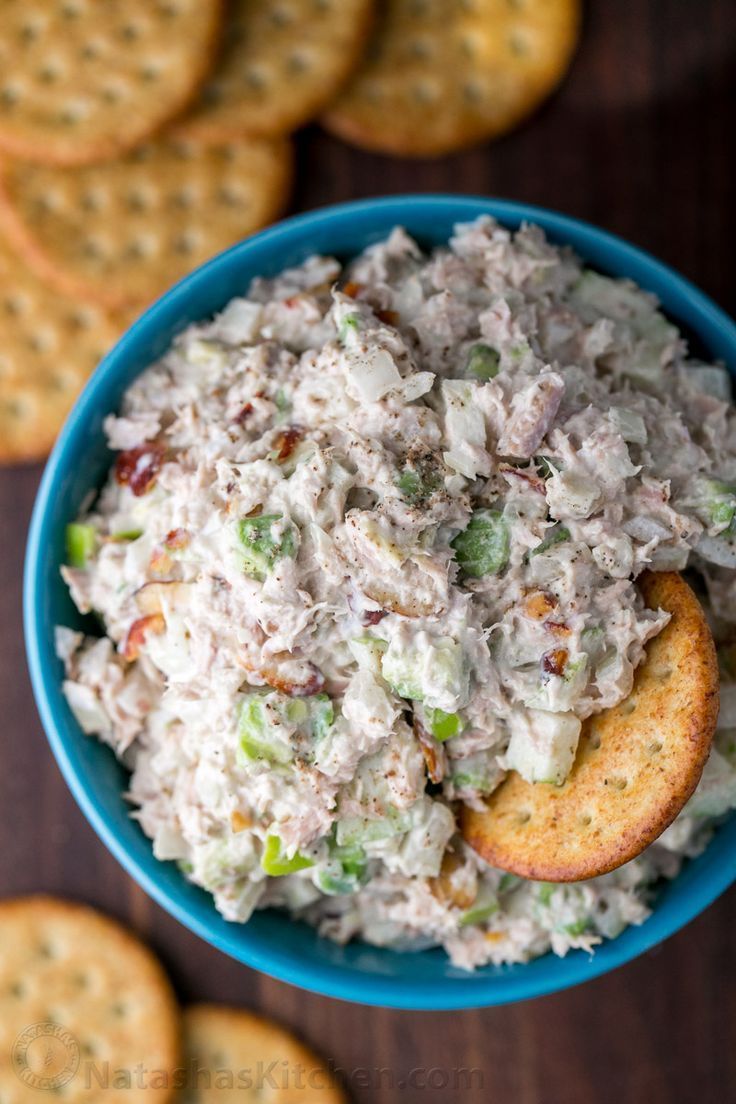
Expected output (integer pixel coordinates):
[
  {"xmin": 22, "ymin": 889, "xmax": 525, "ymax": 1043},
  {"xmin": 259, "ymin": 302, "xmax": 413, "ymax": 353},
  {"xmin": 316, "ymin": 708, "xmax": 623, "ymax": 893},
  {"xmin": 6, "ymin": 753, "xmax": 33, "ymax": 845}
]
[{"xmin": 59, "ymin": 220, "xmax": 736, "ymax": 969}]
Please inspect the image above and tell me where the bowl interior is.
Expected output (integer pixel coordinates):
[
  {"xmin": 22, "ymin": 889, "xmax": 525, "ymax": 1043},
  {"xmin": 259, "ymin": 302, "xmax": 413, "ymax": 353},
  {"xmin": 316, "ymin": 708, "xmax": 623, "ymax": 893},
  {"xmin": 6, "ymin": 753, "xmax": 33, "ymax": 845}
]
[{"xmin": 25, "ymin": 196, "xmax": 736, "ymax": 1009}]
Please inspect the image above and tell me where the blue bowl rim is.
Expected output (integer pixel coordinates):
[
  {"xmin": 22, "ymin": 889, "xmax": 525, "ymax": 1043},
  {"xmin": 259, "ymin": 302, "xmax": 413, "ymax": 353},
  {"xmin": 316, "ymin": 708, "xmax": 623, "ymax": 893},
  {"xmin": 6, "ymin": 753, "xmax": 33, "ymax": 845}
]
[{"xmin": 23, "ymin": 194, "xmax": 736, "ymax": 1010}]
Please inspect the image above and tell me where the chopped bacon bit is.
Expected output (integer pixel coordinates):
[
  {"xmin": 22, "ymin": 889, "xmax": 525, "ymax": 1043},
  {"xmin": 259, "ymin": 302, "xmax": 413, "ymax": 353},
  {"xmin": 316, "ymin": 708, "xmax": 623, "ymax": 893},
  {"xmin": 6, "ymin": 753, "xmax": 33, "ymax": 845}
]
[
  {"xmin": 544, "ymin": 619, "xmax": 572, "ymax": 637},
  {"xmin": 234, "ymin": 402, "xmax": 254, "ymax": 426},
  {"xmin": 115, "ymin": 444, "xmax": 165, "ymax": 497},
  {"xmin": 165, "ymin": 528, "xmax": 190, "ymax": 551},
  {"xmin": 362, "ymin": 609, "xmax": 387, "ymax": 626},
  {"xmin": 272, "ymin": 425, "xmax": 302, "ymax": 462},
  {"xmin": 523, "ymin": 591, "xmax": 556, "ymax": 620},
  {"xmin": 413, "ymin": 716, "xmax": 447, "ymax": 784},
  {"xmin": 124, "ymin": 613, "xmax": 165, "ymax": 661},
  {"xmin": 375, "ymin": 308, "xmax": 399, "ymax": 326},
  {"xmin": 231, "ymin": 810, "xmax": 252, "ymax": 833},
  {"xmin": 149, "ymin": 547, "xmax": 172, "ymax": 577},
  {"xmin": 283, "ymin": 295, "xmax": 301, "ymax": 308},
  {"xmin": 342, "ymin": 280, "xmax": 362, "ymax": 299},
  {"xmin": 541, "ymin": 648, "xmax": 569, "ymax": 678}
]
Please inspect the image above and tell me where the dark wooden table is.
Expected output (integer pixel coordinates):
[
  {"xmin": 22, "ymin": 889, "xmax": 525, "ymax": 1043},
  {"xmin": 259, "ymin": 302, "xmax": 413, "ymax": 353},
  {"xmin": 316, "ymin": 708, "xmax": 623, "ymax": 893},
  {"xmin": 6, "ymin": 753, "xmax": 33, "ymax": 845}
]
[{"xmin": 3, "ymin": 3, "xmax": 735, "ymax": 1101}]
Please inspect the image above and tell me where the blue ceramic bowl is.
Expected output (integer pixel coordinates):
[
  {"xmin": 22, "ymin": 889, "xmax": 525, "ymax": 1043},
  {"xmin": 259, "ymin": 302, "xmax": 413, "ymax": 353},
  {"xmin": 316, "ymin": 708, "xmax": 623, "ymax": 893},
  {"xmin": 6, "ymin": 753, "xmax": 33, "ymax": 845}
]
[{"xmin": 25, "ymin": 196, "xmax": 736, "ymax": 1009}]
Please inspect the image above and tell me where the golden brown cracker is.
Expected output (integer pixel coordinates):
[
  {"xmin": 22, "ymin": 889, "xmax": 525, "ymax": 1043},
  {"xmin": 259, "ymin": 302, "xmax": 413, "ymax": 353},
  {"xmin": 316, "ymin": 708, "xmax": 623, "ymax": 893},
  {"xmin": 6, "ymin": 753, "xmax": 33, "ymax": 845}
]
[
  {"xmin": 0, "ymin": 136, "xmax": 293, "ymax": 310},
  {"xmin": 0, "ymin": 896, "xmax": 180, "ymax": 1102},
  {"xmin": 462, "ymin": 572, "xmax": 719, "ymax": 882},
  {"xmin": 177, "ymin": 0, "xmax": 374, "ymax": 143},
  {"xmin": 181, "ymin": 1004, "xmax": 347, "ymax": 1104},
  {"xmin": 0, "ymin": 230, "xmax": 120, "ymax": 463},
  {"xmin": 322, "ymin": 0, "xmax": 581, "ymax": 158},
  {"xmin": 0, "ymin": 0, "xmax": 224, "ymax": 166}
]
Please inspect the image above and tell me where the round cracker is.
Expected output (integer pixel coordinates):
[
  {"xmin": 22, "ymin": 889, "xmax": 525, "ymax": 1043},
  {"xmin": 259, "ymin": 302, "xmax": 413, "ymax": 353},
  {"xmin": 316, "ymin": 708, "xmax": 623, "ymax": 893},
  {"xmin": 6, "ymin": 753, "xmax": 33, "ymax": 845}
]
[
  {"xmin": 0, "ymin": 229, "xmax": 120, "ymax": 464},
  {"xmin": 322, "ymin": 0, "xmax": 581, "ymax": 158},
  {"xmin": 0, "ymin": 136, "xmax": 293, "ymax": 310},
  {"xmin": 0, "ymin": 896, "xmax": 180, "ymax": 1102},
  {"xmin": 462, "ymin": 572, "xmax": 719, "ymax": 882},
  {"xmin": 181, "ymin": 1005, "xmax": 346, "ymax": 1104},
  {"xmin": 0, "ymin": 0, "xmax": 224, "ymax": 166},
  {"xmin": 177, "ymin": 0, "xmax": 375, "ymax": 143}
]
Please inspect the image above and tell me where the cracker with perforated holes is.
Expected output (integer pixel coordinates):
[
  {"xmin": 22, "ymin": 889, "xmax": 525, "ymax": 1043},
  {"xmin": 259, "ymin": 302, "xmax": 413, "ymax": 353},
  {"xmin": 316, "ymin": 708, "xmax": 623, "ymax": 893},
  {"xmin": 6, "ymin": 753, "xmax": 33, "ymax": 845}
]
[
  {"xmin": 0, "ymin": 230, "xmax": 120, "ymax": 463},
  {"xmin": 0, "ymin": 896, "xmax": 180, "ymax": 1102},
  {"xmin": 0, "ymin": 136, "xmax": 293, "ymax": 310},
  {"xmin": 177, "ymin": 0, "xmax": 375, "ymax": 143},
  {"xmin": 322, "ymin": 0, "xmax": 581, "ymax": 157},
  {"xmin": 0, "ymin": 0, "xmax": 223, "ymax": 166},
  {"xmin": 181, "ymin": 1005, "xmax": 347, "ymax": 1104},
  {"xmin": 462, "ymin": 572, "xmax": 719, "ymax": 882}
]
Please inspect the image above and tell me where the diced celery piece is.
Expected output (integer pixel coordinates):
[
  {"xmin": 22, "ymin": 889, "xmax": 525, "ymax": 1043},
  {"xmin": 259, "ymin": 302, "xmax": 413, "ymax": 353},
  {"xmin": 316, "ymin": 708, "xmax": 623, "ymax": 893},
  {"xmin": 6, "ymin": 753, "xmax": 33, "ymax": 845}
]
[
  {"xmin": 380, "ymin": 648, "xmax": 424, "ymax": 701},
  {"xmin": 349, "ymin": 635, "xmax": 388, "ymax": 672},
  {"xmin": 285, "ymin": 699, "xmax": 309, "ymax": 725},
  {"xmin": 238, "ymin": 696, "xmax": 292, "ymax": 766},
  {"xmin": 261, "ymin": 834, "xmax": 314, "ymax": 876},
  {"xmin": 336, "ymin": 808, "xmax": 410, "ymax": 847},
  {"xmin": 424, "ymin": 707, "xmax": 465, "ymax": 742},
  {"xmin": 450, "ymin": 751, "xmax": 497, "ymax": 794},
  {"xmin": 466, "ymin": 343, "xmax": 500, "ymax": 381},
  {"xmin": 339, "ymin": 845, "xmax": 367, "ymax": 878},
  {"xmin": 530, "ymin": 525, "xmax": 570, "ymax": 557},
  {"xmin": 537, "ymin": 882, "xmax": 555, "ymax": 906},
  {"xmin": 65, "ymin": 523, "xmax": 97, "ymax": 567},
  {"xmin": 701, "ymin": 478, "xmax": 736, "ymax": 531},
  {"xmin": 381, "ymin": 635, "xmax": 467, "ymax": 709},
  {"xmin": 498, "ymin": 873, "xmax": 521, "ymax": 894},
  {"xmin": 274, "ymin": 388, "xmax": 290, "ymax": 412},
  {"xmin": 110, "ymin": 528, "xmax": 143, "ymax": 542},
  {"xmin": 315, "ymin": 839, "xmax": 368, "ymax": 895},
  {"xmin": 564, "ymin": 918, "xmax": 590, "ymax": 937},
  {"xmin": 459, "ymin": 886, "xmax": 499, "ymax": 926},
  {"xmin": 236, "ymin": 514, "xmax": 297, "ymax": 580},
  {"xmin": 315, "ymin": 868, "xmax": 356, "ymax": 895},
  {"xmin": 451, "ymin": 771, "xmax": 492, "ymax": 792},
  {"xmin": 338, "ymin": 312, "xmax": 361, "ymax": 343},
  {"xmin": 310, "ymin": 693, "xmax": 334, "ymax": 742},
  {"xmin": 451, "ymin": 510, "xmax": 509, "ymax": 578}
]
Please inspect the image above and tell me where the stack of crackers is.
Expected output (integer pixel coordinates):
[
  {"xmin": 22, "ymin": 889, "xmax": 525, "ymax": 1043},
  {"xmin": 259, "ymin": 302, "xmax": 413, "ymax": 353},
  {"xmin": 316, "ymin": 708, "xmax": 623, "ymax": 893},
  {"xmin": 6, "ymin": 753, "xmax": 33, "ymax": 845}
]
[
  {"xmin": 0, "ymin": 896, "xmax": 346, "ymax": 1103},
  {"xmin": 0, "ymin": 0, "xmax": 580, "ymax": 464}
]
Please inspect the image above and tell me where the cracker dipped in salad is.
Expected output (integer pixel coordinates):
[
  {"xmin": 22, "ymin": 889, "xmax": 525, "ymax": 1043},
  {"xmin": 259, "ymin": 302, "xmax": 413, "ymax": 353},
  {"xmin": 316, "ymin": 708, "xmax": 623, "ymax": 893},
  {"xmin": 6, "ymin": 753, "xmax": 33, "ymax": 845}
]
[{"xmin": 58, "ymin": 218, "xmax": 736, "ymax": 970}]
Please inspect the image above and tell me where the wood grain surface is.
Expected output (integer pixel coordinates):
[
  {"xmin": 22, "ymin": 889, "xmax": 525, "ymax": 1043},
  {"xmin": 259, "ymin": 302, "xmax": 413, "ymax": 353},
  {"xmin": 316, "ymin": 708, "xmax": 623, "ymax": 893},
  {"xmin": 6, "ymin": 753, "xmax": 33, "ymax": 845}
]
[{"xmin": 2, "ymin": 3, "xmax": 735, "ymax": 1101}]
